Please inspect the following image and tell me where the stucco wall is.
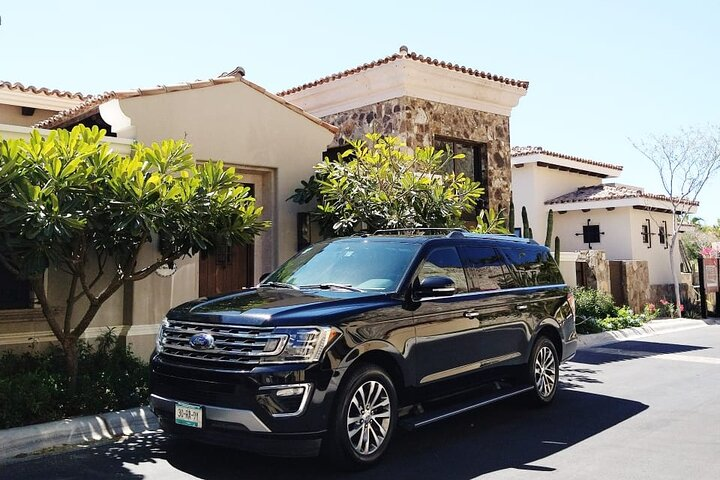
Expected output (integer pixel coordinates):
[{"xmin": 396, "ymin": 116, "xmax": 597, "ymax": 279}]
[
  {"xmin": 512, "ymin": 164, "xmax": 603, "ymax": 241},
  {"xmin": 553, "ymin": 207, "xmax": 634, "ymax": 258},
  {"xmin": 0, "ymin": 86, "xmax": 334, "ymax": 358},
  {"xmin": 0, "ymin": 104, "xmax": 57, "ymax": 127},
  {"xmin": 628, "ymin": 207, "xmax": 677, "ymax": 285},
  {"xmin": 321, "ymin": 96, "xmax": 512, "ymax": 212}
]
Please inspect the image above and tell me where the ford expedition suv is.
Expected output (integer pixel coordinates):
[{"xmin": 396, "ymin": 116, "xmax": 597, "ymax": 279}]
[{"xmin": 150, "ymin": 229, "xmax": 577, "ymax": 468}]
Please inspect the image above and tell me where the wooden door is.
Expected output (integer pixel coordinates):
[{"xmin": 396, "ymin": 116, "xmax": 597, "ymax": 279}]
[
  {"xmin": 199, "ymin": 243, "xmax": 254, "ymax": 298},
  {"xmin": 198, "ymin": 182, "xmax": 256, "ymax": 298}
]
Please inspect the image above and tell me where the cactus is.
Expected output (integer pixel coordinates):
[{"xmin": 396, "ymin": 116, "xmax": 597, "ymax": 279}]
[
  {"xmin": 521, "ymin": 206, "xmax": 530, "ymax": 238},
  {"xmin": 508, "ymin": 200, "xmax": 515, "ymax": 234},
  {"xmin": 528, "ymin": 227, "xmax": 534, "ymax": 240},
  {"xmin": 554, "ymin": 236, "xmax": 561, "ymax": 261},
  {"xmin": 544, "ymin": 209, "xmax": 554, "ymax": 247}
]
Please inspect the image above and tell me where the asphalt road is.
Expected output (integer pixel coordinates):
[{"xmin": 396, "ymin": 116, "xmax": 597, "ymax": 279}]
[{"xmin": 2, "ymin": 324, "xmax": 719, "ymax": 480}]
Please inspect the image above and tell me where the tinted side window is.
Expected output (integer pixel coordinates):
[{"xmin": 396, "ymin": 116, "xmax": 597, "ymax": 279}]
[
  {"xmin": 501, "ymin": 245, "xmax": 563, "ymax": 287},
  {"xmin": 459, "ymin": 246, "xmax": 513, "ymax": 292},
  {"xmin": 418, "ymin": 247, "xmax": 468, "ymax": 294}
]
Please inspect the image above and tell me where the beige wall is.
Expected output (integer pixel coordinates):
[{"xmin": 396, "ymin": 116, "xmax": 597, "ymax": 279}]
[
  {"xmin": 0, "ymin": 88, "xmax": 334, "ymax": 357},
  {"xmin": 0, "ymin": 104, "xmax": 57, "ymax": 127},
  {"xmin": 114, "ymin": 82, "xmax": 334, "ymax": 354}
]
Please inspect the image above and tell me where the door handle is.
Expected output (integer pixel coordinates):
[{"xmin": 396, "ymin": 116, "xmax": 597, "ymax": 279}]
[
  {"xmin": 464, "ymin": 311, "xmax": 481, "ymax": 318},
  {"xmin": 516, "ymin": 305, "xmax": 528, "ymax": 311}
]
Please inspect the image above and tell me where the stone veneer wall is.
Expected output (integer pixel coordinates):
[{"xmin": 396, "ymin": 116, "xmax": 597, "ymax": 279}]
[
  {"xmin": 621, "ymin": 261, "xmax": 650, "ymax": 312},
  {"xmin": 320, "ymin": 96, "xmax": 512, "ymax": 213}
]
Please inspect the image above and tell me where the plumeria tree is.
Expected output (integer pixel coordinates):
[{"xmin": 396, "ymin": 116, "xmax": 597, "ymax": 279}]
[
  {"xmin": 290, "ymin": 133, "xmax": 484, "ymax": 236},
  {"xmin": 0, "ymin": 126, "xmax": 269, "ymax": 385}
]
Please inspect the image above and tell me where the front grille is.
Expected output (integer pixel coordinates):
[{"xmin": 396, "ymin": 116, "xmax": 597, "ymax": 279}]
[{"xmin": 159, "ymin": 319, "xmax": 286, "ymax": 365}]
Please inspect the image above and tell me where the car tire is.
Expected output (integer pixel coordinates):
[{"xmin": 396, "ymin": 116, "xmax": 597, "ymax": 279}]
[
  {"xmin": 324, "ymin": 364, "xmax": 398, "ymax": 470},
  {"xmin": 527, "ymin": 336, "xmax": 559, "ymax": 405}
]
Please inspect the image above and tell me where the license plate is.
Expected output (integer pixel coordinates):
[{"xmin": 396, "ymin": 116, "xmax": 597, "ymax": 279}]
[{"xmin": 175, "ymin": 402, "xmax": 203, "ymax": 428}]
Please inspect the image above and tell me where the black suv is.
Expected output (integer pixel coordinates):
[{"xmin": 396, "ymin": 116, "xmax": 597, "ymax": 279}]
[{"xmin": 150, "ymin": 230, "xmax": 576, "ymax": 468}]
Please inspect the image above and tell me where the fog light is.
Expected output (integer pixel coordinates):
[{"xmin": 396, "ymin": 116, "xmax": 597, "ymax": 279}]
[
  {"xmin": 257, "ymin": 383, "xmax": 313, "ymax": 417},
  {"xmin": 276, "ymin": 386, "xmax": 306, "ymax": 397}
]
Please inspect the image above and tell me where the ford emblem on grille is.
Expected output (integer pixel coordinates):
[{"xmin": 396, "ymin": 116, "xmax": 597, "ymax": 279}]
[{"xmin": 189, "ymin": 333, "xmax": 215, "ymax": 350}]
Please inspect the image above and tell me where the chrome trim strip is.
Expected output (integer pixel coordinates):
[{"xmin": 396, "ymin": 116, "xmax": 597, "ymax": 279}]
[
  {"xmin": 150, "ymin": 393, "xmax": 271, "ymax": 433},
  {"xmin": 420, "ymin": 283, "xmax": 567, "ymax": 302},
  {"xmin": 258, "ymin": 383, "xmax": 314, "ymax": 418},
  {"xmin": 166, "ymin": 319, "xmax": 274, "ymax": 331},
  {"xmin": 412, "ymin": 386, "xmax": 534, "ymax": 428}
]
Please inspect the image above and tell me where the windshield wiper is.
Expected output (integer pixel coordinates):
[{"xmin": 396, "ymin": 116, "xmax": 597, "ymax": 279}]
[
  {"xmin": 299, "ymin": 283, "xmax": 363, "ymax": 292},
  {"xmin": 258, "ymin": 281, "xmax": 300, "ymax": 290}
]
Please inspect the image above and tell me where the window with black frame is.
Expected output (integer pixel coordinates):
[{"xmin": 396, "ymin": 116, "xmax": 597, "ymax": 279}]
[{"xmin": 434, "ymin": 137, "xmax": 489, "ymax": 217}]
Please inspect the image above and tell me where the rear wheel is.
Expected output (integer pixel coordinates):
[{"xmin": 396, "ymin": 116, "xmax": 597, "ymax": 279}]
[
  {"xmin": 528, "ymin": 336, "xmax": 559, "ymax": 405},
  {"xmin": 324, "ymin": 364, "xmax": 397, "ymax": 470}
]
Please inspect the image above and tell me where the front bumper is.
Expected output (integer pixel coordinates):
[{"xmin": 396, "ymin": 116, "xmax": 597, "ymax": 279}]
[{"xmin": 149, "ymin": 353, "xmax": 341, "ymax": 455}]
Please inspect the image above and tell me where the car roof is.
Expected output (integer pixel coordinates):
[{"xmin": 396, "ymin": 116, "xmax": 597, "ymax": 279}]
[{"xmin": 332, "ymin": 230, "xmax": 540, "ymax": 246}]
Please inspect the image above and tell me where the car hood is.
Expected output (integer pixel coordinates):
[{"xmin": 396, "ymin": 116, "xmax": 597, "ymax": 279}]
[{"xmin": 166, "ymin": 287, "xmax": 402, "ymax": 327}]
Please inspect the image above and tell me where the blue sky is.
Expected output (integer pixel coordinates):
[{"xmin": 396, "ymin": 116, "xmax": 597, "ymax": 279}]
[{"xmin": 1, "ymin": 0, "xmax": 718, "ymax": 223}]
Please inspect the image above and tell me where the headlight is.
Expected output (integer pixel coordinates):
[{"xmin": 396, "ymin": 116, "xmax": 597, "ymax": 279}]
[
  {"xmin": 156, "ymin": 317, "xmax": 169, "ymax": 353},
  {"xmin": 260, "ymin": 326, "xmax": 341, "ymax": 364}
]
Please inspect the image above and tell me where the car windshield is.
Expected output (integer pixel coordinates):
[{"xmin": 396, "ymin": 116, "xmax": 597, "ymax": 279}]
[{"xmin": 262, "ymin": 239, "xmax": 421, "ymax": 292}]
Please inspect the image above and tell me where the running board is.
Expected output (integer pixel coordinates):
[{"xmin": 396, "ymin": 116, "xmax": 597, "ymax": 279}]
[{"xmin": 400, "ymin": 385, "xmax": 534, "ymax": 430}]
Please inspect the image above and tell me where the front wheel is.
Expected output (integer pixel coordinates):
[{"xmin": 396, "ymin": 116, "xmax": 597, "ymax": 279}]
[
  {"xmin": 324, "ymin": 364, "xmax": 397, "ymax": 470},
  {"xmin": 528, "ymin": 336, "xmax": 559, "ymax": 405}
]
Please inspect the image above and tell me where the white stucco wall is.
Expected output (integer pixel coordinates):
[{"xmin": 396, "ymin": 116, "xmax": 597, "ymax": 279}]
[
  {"xmin": 553, "ymin": 207, "xmax": 635, "ymax": 258},
  {"xmin": 512, "ymin": 163, "xmax": 603, "ymax": 242},
  {"xmin": 628, "ymin": 208, "xmax": 678, "ymax": 285}
]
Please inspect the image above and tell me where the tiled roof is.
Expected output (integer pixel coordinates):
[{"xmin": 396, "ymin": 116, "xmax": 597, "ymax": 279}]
[
  {"xmin": 0, "ymin": 80, "xmax": 89, "ymax": 100},
  {"xmin": 545, "ymin": 184, "xmax": 699, "ymax": 206},
  {"xmin": 33, "ymin": 76, "xmax": 338, "ymax": 134},
  {"xmin": 276, "ymin": 46, "xmax": 530, "ymax": 97},
  {"xmin": 512, "ymin": 146, "xmax": 623, "ymax": 172}
]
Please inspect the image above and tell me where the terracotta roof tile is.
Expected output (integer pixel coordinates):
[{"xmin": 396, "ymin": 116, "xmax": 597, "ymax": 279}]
[
  {"xmin": 545, "ymin": 184, "xmax": 699, "ymax": 207},
  {"xmin": 33, "ymin": 76, "xmax": 338, "ymax": 134},
  {"xmin": 0, "ymin": 81, "xmax": 90, "ymax": 100},
  {"xmin": 512, "ymin": 146, "xmax": 623, "ymax": 172},
  {"xmin": 276, "ymin": 46, "xmax": 530, "ymax": 97}
]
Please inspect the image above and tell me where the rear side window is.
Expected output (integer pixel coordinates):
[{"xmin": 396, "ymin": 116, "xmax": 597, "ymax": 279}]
[
  {"xmin": 501, "ymin": 245, "xmax": 563, "ymax": 287},
  {"xmin": 418, "ymin": 247, "xmax": 468, "ymax": 294},
  {"xmin": 458, "ymin": 246, "xmax": 513, "ymax": 292}
]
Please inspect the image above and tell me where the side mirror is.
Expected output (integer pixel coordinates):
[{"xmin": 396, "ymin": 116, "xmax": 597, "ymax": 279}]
[
  {"xmin": 416, "ymin": 276, "xmax": 456, "ymax": 299},
  {"xmin": 258, "ymin": 272, "xmax": 271, "ymax": 283}
]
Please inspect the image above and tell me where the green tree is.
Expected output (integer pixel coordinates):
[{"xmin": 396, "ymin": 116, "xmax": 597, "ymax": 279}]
[
  {"xmin": 289, "ymin": 133, "xmax": 484, "ymax": 236},
  {"xmin": 0, "ymin": 126, "xmax": 269, "ymax": 385}
]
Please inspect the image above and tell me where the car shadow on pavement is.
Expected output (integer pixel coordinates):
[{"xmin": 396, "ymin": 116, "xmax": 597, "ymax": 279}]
[
  {"xmin": 73, "ymin": 388, "xmax": 647, "ymax": 480},
  {"xmin": 572, "ymin": 340, "xmax": 708, "ymax": 366}
]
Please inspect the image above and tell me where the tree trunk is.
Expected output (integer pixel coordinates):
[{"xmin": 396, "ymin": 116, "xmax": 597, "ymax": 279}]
[
  {"xmin": 669, "ymin": 234, "xmax": 682, "ymax": 318},
  {"xmin": 62, "ymin": 337, "xmax": 79, "ymax": 396}
]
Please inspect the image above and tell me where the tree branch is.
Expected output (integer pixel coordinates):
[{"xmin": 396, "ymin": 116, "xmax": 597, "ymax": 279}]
[{"xmin": 30, "ymin": 276, "xmax": 65, "ymax": 342}]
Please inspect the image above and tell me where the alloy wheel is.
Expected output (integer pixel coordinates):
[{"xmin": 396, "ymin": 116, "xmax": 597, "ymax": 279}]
[
  {"xmin": 534, "ymin": 345, "xmax": 557, "ymax": 398},
  {"xmin": 346, "ymin": 380, "xmax": 392, "ymax": 456}
]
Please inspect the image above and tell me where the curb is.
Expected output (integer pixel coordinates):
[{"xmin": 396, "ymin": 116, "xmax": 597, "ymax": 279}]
[
  {"xmin": 0, "ymin": 406, "xmax": 158, "ymax": 463},
  {"xmin": 577, "ymin": 317, "xmax": 716, "ymax": 350}
]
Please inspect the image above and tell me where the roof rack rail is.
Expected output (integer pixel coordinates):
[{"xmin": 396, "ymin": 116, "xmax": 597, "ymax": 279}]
[{"xmin": 372, "ymin": 228, "xmax": 468, "ymax": 237}]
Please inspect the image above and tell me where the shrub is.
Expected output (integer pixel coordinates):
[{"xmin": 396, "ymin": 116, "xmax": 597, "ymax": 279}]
[
  {"xmin": 573, "ymin": 287, "xmax": 618, "ymax": 333},
  {"xmin": 0, "ymin": 329, "xmax": 148, "ymax": 429}
]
